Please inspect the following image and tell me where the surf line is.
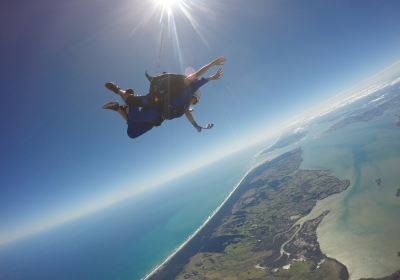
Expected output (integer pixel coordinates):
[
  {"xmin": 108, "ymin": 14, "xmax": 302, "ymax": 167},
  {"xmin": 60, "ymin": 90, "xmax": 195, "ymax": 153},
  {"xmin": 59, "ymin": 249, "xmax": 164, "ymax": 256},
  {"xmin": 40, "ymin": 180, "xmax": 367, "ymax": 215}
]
[{"xmin": 142, "ymin": 158, "xmax": 269, "ymax": 280}]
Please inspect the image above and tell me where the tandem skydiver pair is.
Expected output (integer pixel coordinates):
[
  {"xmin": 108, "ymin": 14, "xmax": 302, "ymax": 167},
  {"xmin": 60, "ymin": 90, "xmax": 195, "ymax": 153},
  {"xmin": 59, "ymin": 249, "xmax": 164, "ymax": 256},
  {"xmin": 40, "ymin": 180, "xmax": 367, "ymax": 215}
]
[{"xmin": 102, "ymin": 56, "xmax": 225, "ymax": 139}]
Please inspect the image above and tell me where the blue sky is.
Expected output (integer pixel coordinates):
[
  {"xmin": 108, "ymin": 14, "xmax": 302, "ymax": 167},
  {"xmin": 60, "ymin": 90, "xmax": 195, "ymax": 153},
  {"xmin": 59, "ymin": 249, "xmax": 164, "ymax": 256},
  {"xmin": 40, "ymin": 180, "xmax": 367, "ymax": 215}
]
[{"xmin": 1, "ymin": 0, "xmax": 400, "ymax": 243}]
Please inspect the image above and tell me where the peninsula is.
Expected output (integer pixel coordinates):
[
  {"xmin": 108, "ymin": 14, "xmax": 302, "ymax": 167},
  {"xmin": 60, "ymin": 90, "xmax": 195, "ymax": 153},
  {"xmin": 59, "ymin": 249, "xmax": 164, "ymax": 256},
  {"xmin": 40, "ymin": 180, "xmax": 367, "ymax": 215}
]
[
  {"xmin": 146, "ymin": 149, "xmax": 351, "ymax": 279},
  {"xmin": 146, "ymin": 148, "xmax": 399, "ymax": 280}
]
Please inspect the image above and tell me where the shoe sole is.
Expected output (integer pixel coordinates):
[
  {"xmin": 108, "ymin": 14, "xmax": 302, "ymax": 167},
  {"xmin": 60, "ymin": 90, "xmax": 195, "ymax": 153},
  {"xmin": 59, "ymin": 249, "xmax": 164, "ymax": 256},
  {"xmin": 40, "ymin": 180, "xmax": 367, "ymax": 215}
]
[
  {"xmin": 102, "ymin": 102, "xmax": 120, "ymax": 110},
  {"xmin": 105, "ymin": 82, "xmax": 120, "ymax": 94}
]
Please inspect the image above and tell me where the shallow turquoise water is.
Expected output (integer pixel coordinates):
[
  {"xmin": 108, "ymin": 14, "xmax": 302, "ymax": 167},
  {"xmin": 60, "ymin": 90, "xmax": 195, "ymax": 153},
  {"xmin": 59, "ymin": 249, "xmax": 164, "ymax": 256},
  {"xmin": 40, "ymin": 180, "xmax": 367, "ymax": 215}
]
[
  {"xmin": 300, "ymin": 113, "xmax": 400, "ymax": 279},
  {"xmin": 0, "ymin": 143, "xmax": 265, "ymax": 280}
]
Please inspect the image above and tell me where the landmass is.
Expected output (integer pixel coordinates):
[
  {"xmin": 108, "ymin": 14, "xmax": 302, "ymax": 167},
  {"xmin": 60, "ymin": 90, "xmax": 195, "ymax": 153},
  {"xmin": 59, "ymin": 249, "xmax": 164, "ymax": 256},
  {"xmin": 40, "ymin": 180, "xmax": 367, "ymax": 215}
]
[
  {"xmin": 326, "ymin": 94, "xmax": 400, "ymax": 133},
  {"xmin": 262, "ymin": 129, "xmax": 307, "ymax": 154},
  {"xmin": 146, "ymin": 149, "xmax": 352, "ymax": 280},
  {"xmin": 375, "ymin": 178, "xmax": 382, "ymax": 187},
  {"xmin": 146, "ymin": 149, "xmax": 399, "ymax": 280}
]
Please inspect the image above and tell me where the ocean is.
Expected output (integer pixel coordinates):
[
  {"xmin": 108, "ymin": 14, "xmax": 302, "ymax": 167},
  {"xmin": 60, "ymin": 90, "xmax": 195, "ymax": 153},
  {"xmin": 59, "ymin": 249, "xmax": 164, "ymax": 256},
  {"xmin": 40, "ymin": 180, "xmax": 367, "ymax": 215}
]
[
  {"xmin": 3, "ymin": 109, "xmax": 398, "ymax": 280},
  {"xmin": 0, "ymin": 143, "xmax": 267, "ymax": 280},
  {"xmin": 300, "ymin": 113, "xmax": 400, "ymax": 279}
]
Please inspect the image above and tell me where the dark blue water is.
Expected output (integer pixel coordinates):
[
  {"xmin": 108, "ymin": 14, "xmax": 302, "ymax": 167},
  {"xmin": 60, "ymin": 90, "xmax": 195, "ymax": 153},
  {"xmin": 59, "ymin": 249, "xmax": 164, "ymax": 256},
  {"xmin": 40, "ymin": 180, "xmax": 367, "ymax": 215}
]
[{"xmin": 0, "ymin": 145, "xmax": 263, "ymax": 280}]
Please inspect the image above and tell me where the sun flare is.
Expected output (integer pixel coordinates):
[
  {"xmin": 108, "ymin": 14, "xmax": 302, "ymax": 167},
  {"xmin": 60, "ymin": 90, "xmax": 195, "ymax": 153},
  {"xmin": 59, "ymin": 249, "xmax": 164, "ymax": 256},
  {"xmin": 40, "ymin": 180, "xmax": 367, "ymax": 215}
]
[
  {"xmin": 154, "ymin": 0, "xmax": 182, "ymax": 11},
  {"xmin": 134, "ymin": 0, "xmax": 211, "ymax": 68}
]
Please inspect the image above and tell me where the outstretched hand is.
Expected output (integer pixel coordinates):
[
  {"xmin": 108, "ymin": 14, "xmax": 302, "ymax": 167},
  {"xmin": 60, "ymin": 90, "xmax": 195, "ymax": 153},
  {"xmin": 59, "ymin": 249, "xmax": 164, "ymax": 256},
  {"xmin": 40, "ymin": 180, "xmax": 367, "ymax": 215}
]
[
  {"xmin": 212, "ymin": 56, "xmax": 226, "ymax": 66},
  {"xmin": 209, "ymin": 67, "xmax": 223, "ymax": 80},
  {"xmin": 197, "ymin": 123, "xmax": 214, "ymax": 132}
]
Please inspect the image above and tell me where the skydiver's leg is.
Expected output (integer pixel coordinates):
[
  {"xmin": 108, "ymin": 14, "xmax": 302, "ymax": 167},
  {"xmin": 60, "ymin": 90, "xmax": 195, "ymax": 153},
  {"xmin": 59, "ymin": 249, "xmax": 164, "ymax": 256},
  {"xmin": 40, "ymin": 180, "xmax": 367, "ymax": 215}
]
[
  {"xmin": 102, "ymin": 102, "xmax": 128, "ymax": 122},
  {"xmin": 117, "ymin": 106, "xmax": 128, "ymax": 122},
  {"xmin": 105, "ymin": 82, "xmax": 136, "ymax": 104},
  {"xmin": 125, "ymin": 94, "xmax": 149, "ymax": 107},
  {"xmin": 111, "ymin": 87, "xmax": 148, "ymax": 108},
  {"xmin": 127, "ymin": 121, "xmax": 154, "ymax": 139},
  {"xmin": 125, "ymin": 101, "xmax": 160, "ymax": 139},
  {"xmin": 105, "ymin": 82, "xmax": 150, "ymax": 109},
  {"xmin": 117, "ymin": 89, "xmax": 135, "ymax": 104}
]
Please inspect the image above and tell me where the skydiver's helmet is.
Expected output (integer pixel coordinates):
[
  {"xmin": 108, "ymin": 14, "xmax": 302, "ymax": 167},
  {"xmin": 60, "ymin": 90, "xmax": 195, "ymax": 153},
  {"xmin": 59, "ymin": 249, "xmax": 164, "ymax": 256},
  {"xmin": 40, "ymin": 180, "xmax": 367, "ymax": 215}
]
[{"xmin": 193, "ymin": 90, "xmax": 201, "ymax": 105}]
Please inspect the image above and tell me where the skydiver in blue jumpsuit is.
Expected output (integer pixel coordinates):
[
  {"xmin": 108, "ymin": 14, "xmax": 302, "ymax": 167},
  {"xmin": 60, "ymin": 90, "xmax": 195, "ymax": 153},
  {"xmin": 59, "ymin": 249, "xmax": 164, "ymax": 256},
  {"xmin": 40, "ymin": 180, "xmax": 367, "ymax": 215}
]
[{"xmin": 102, "ymin": 56, "xmax": 225, "ymax": 139}]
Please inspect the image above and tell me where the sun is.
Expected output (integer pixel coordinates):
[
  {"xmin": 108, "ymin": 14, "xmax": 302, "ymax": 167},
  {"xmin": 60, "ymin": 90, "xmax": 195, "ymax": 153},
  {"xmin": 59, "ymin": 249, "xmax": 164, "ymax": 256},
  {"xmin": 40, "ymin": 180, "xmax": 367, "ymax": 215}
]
[
  {"xmin": 154, "ymin": 0, "xmax": 182, "ymax": 11},
  {"xmin": 139, "ymin": 0, "xmax": 211, "ymax": 68}
]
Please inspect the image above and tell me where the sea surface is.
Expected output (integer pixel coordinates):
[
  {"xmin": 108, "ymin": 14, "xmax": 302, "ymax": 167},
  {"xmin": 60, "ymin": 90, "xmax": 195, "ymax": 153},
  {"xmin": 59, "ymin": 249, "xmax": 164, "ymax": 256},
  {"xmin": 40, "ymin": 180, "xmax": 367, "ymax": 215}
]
[
  {"xmin": 0, "ymin": 143, "xmax": 268, "ymax": 280},
  {"xmin": 300, "ymin": 112, "xmax": 400, "ymax": 279},
  {"xmin": 3, "ymin": 107, "xmax": 398, "ymax": 280}
]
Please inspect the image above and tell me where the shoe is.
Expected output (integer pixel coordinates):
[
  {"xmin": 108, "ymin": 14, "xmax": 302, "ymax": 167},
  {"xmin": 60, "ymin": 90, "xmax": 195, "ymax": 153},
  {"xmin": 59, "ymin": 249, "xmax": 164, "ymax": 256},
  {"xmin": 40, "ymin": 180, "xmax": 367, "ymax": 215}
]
[
  {"xmin": 102, "ymin": 101, "xmax": 120, "ymax": 111},
  {"xmin": 105, "ymin": 82, "xmax": 121, "ymax": 94},
  {"xmin": 125, "ymin": 88, "xmax": 135, "ymax": 95}
]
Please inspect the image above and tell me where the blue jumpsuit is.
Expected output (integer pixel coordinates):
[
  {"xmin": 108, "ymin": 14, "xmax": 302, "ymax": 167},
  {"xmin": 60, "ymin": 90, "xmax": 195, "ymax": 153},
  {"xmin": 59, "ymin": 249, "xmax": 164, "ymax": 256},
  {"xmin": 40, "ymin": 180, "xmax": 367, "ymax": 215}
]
[{"xmin": 126, "ymin": 77, "xmax": 209, "ymax": 138}]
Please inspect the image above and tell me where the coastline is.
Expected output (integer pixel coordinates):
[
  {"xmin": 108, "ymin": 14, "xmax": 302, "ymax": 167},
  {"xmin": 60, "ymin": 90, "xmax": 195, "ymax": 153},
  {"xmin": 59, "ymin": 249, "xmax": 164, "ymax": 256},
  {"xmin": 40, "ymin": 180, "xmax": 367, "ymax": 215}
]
[
  {"xmin": 142, "ymin": 160, "xmax": 264, "ymax": 280},
  {"xmin": 143, "ymin": 148, "xmax": 351, "ymax": 280},
  {"xmin": 143, "ymin": 148, "xmax": 354, "ymax": 279},
  {"xmin": 300, "ymin": 115, "xmax": 400, "ymax": 279}
]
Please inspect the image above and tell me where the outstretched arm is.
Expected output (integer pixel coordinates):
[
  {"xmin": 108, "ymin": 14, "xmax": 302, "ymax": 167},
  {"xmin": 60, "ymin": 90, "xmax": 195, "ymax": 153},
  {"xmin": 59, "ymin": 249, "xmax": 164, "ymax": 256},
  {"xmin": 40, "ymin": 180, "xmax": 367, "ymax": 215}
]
[
  {"xmin": 185, "ymin": 56, "xmax": 225, "ymax": 84},
  {"xmin": 185, "ymin": 110, "xmax": 202, "ymax": 132},
  {"xmin": 185, "ymin": 110, "xmax": 214, "ymax": 132}
]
